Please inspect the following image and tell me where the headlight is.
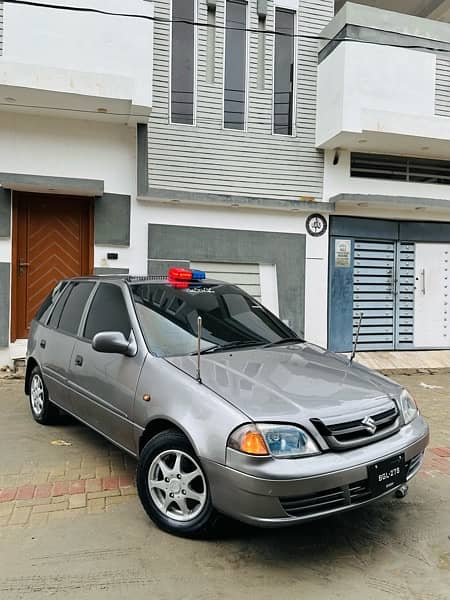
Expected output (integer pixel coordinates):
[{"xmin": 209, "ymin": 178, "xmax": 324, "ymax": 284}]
[
  {"xmin": 228, "ymin": 424, "xmax": 320, "ymax": 458},
  {"xmin": 399, "ymin": 389, "xmax": 418, "ymax": 425}
]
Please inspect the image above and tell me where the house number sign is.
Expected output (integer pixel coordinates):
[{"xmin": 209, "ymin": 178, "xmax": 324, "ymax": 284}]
[{"xmin": 306, "ymin": 214, "xmax": 327, "ymax": 237}]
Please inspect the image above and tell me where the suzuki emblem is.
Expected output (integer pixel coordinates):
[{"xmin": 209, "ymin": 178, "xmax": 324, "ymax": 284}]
[{"xmin": 361, "ymin": 416, "xmax": 377, "ymax": 435}]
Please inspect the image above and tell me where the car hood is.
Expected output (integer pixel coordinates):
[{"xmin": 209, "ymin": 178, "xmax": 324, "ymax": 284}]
[{"xmin": 167, "ymin": 342, "xmax": 402, "ymax": 422}]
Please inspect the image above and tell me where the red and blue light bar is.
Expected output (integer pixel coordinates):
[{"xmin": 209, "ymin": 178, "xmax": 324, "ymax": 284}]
[{"xmin": 168, "ymin": 267, "xmax": 206, "ymax": 288}]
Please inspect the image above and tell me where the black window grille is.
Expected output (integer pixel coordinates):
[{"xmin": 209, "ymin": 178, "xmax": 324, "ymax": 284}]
[{"xmin": 351, "ymin": 153, "xmax": 450, "ymax": 185}]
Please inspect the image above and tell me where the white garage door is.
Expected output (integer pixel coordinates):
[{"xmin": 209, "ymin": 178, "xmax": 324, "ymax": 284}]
[{"xmin": 190, "ymin": 262, "xmax": 262, "ymax": 300}]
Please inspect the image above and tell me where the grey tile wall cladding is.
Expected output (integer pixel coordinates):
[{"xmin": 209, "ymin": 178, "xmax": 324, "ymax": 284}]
[
  {"xmin": 436, "ymin": 58, "xmax": 450, "ymax": 118},
  {"xmin": 148, "ymin": 224, "xmax": 306, "ymax": 335},
  {"xmin": 0, "ymin": 263, "xmax": 10, "ymax": 348},
  {"xmin": 0, "ymin": 188, "xmax": 11, "ymax": 237},
  {"xmin": 148, "ymin": 0, "xmax": 334, "ymax": 200},
  {"xmin": 94, "ymin": 194, "xmax": 131, "ymax": 246}
]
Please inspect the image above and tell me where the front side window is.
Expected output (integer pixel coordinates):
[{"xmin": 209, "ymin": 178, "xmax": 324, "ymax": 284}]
[
  {"xmin": 132, "ymin": 283, "xmax": 296, "ymax": 357},
  {"xmin": 224, "ymin": 0, "xmax": 247, "ymax": 130},
  {"xmin": 84, "ymin": 283, "xmax": 132, "ymax": 341},
  {"xmin": 171, "ymin": 0, "xmax": 195, "ymax": 124},
  {"xmin": 57, "ymin": 282, "xmax": 95, "ymax": 335},
  {"xmin": 273, "ymin": 8, "xmax": 295, "ymax": 135}
]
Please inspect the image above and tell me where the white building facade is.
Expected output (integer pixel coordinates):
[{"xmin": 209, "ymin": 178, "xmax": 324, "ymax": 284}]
[
  {"xmin": 0, "ymin": 0, "xmax": 154, "ymax": 365},
  {"xmin": 0, "ymin": 0, "xmax": 449, "ymax": 366}
]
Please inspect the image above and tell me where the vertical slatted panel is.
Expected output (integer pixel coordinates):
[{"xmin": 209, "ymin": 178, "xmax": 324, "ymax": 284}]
[
  {"xmin": 436, "ymin": 58, "xmax": 450, "ymax": 118},
  {"xmin": 0, "ymin": 2, "xmax": 3, "ymax": 56},
  {"xmin": 395, "ymin": 242, "xmax": 415, "ymax": 348},
  {"xmin": 190, "ymin": 261, "xmax": 261, "ymax": 299},
  {"xmin": 353, "ymin": 240, "xmax": 396, "ymax": 351}
]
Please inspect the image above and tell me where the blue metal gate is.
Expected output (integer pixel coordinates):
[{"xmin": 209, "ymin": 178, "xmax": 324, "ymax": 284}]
[
  {"xmin": 353, "ymin": 241, "xmax": 415, "ymax": 351},
  {"xmin": 329, "ymin": 238, "xmax": 415, "ymax": 352}
]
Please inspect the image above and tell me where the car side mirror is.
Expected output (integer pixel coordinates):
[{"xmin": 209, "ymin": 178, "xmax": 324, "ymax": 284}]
[{"xmin": 92, "ymin": 331, "xmax": 134, "ymax": 356}]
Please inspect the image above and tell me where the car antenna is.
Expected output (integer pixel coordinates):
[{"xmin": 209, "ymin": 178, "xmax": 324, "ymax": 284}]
[
  {"xmin": 196, "ymin": 316, "xmax": 203, "ymax": 384},
  {"xmin": 350, "ymin": 312, "xmax": 363, "ymax": 365}
]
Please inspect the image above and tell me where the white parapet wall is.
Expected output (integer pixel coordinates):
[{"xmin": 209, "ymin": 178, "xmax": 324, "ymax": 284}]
[{"xmin": 1, "ymin": 0, "xmax": 154, "ymax": 117}]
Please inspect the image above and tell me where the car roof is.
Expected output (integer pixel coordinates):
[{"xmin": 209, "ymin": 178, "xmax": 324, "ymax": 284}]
[{"xmin": 58, "ymin": 275, "xmax": 228, "ymax": 286}]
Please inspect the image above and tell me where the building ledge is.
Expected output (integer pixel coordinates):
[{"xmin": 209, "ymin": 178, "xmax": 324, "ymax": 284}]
[
  {"xmin": 0, "ymin": 172, "xmax": 104, "ymax": 196},
  {"xmin": 138, "ymin": 188, "xmax": 335, "ymax": 213},
  {"xmin": 0, "ymin": 61, "xmax": 151, "ymax": 124},
  {"xmin": 331, "ymin": 193, "xmax": 450, "ymax": 212},
  {"xmin": 320, "ymin": 2, "xmax": 450, "ymax": 52}
]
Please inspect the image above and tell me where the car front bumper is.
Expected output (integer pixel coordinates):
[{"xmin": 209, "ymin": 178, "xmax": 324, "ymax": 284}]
[{"xmin": 202, "ymin": 416, "xmax": 429, "ymax": 527}]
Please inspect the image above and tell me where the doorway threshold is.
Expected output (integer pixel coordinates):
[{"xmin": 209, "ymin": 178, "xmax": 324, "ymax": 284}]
[
  {"xmin": 10, "ymin": 339, "xmax": 27, "ymax": 360},
  {"xmin": 340, "ymin": 350, "xmax": 450, "ymax": 375}
]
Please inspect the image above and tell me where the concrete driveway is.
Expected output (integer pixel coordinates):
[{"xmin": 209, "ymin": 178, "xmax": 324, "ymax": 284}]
[{"xmin": 0, "ymin": 373, "xmax": 448, "ymax": 599}]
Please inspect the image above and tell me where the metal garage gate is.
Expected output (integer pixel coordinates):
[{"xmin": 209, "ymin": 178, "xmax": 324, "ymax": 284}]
[
  {"xmin": 190, "ymin": 262, "xmax": 261, "ymax": 300},
  {"xmin": 353, "ymin": 240, "xmax": 415, "ymax": 350}
]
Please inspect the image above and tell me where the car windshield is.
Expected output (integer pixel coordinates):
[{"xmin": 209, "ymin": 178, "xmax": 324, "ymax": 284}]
[{"xmin": 131, "ymin": 282, "xmax": 299, "ymax": 357}]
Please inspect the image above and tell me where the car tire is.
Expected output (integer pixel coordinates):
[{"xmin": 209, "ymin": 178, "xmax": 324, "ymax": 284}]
[
  {"xmin": 137, "ymin": 430, "xmax": 221, "ymax": 538},
  {"xmin": 28, "ymin": 366, "xmax": 59, "ymax": 425}
]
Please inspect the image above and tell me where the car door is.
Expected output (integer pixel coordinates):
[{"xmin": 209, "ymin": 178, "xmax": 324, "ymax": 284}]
[
  {"xmin": 40, "ymin": 281, "xmax": 95, "ymax": 412},
  {"xmin": 68, "ymin": 282, "xmax": 145, "ymax": 453}
]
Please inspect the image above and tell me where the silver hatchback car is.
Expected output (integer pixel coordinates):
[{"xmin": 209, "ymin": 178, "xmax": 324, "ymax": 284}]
[{"xmin": 26, "ymin": 268, "xmax": 429, "ymax": 537}]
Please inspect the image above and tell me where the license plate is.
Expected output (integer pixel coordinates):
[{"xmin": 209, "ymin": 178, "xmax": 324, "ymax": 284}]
[{"xmin": 368, "ymin": 454, "xmax": 406, "ymax": 496}]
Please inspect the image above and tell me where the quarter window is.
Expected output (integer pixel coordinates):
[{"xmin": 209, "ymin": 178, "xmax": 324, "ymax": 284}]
[
  {"xmin": 273, "ymin": 8, "xmax": 295, "ymax": 135},
  {"xmin": 224, "ymin": 0, "xmax": 247, "ymax": 130},
  {"xmin": 47, "ymin": 283, "xmax": 73, "ymax": 329},
  {"xmin": 171, "ymin": 0, "xmax": 195, "ymax": 125},
  {"xmin": 57, "ymin": 282, "xmax": 95, "ymax": 335},
  {"xmin": 84, "ymin": 283, "xmax": 132, "ymax": 341}
]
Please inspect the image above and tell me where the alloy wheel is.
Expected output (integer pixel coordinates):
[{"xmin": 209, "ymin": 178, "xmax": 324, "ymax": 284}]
[
  {"xmin": 148, "ymin": 450, "xmax": 207, "ymax": 522},
  {"xmin": 30, "ymin": 374, "xmax": 45, "ymax": 416}
]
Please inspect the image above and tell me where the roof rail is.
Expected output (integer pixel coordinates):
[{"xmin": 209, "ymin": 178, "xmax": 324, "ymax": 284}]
[{"xmin": 125, "ymin": 275, "xmax": 168, "ymax": 282}]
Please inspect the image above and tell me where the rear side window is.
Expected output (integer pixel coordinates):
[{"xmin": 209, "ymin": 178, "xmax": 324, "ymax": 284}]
[
  {"xmin": 84, "ymin": 283, "xmax": 131, "ymax": 341},
  {"xmin": 57, "ymin": 282, "xmax": 95, "ymax": 335}
]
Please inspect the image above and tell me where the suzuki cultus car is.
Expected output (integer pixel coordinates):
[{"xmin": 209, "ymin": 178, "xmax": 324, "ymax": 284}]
[{"xmin": 26, "ymin": 269, "xmax": 429, "ymax": 537}]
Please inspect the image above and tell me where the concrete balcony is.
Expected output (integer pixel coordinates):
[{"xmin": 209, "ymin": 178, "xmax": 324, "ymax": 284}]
[
  {"xmin": 0, "ymin": 0, "xmax": 153, "ymax": 124},
  {"xmin": 316, "ymin": 3, "xmax": 450, "ymax": 159}
]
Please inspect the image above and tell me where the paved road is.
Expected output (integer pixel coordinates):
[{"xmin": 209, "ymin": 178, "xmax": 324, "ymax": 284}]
[{"xmin": 0, "ymin": 373, "xmax": 448, "ymax": 599}]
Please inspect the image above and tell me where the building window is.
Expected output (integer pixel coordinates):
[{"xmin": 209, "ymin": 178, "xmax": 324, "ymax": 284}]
[
  {"xmin": 224, "ymin": 0, "xmax": 247, "ymax": 130},
  {"xmin": 273, "ymin": 8, "xmax": 295, "ymax": 135},
  {"xmin": 351, "ymin": 153, "xmax": 450, "ymax": 185},
  {"xmin": 171, "ymin": 0, "xmax": 195, "ymax": 125},
  {"xmin": 207, "ymin": 3, "xmax": 216, "ymax": 84}
]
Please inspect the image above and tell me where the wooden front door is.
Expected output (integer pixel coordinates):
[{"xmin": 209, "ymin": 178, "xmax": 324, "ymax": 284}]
[{"xmin": 12, "ymin": 193, "xmax": 93, "ymax": 341}]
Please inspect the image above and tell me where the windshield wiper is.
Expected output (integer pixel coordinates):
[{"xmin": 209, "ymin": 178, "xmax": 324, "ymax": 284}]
[
  {"xmin": 263, "ymin": 337, "xmax": 304, "ymax": 348},
  {"xmin": 194, "ymin": 340, "xmax": 265, "ymax": 355}
]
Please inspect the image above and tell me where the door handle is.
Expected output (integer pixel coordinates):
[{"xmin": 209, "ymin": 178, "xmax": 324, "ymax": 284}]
[
  {"xmin": 388, "ymin": 267, "xmax": 394, "ymax": 294},
  {"xmin": 18, "ymin": 259, "xmax": 30, "ymax": 274},
  {"xmin": 420, "ymin": 268, "xmax": 426, "ymax": 295},
  {"xmin": 74, "ymin": 355, "xmax": 83, "ymax": 367},
  {"xmin": 40, "ymin": 340, "xmax": 46, "ymax": 349}
]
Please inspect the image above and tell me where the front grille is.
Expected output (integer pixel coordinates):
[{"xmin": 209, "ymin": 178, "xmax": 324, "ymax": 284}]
[
  {"xmin": 281, "ymin": 486, "xmax": 347, "ymax": 517},
  {"xmin": 280, "ymin": 479, "xmax": 373, "ymax": 517},
  {"xmin": 406, "ymin": 453, "xmax": 423, "ymax": 479},
  {"xmin": 280, "ymin": 453, "xmax": 425, "ymax": 518},
  {"xmin": 311, "ymin": 404, "xmax": 400, "ymax": 450}
]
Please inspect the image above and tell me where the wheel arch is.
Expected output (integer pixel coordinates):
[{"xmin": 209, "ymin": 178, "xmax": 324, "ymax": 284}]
[
  {"xmin": 138, "ymin": 417, "xmax": 200, "ymax": 457},
  {"xmin": 25, "ymin": 357, "xmax": 39, "ymax": 395}
]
